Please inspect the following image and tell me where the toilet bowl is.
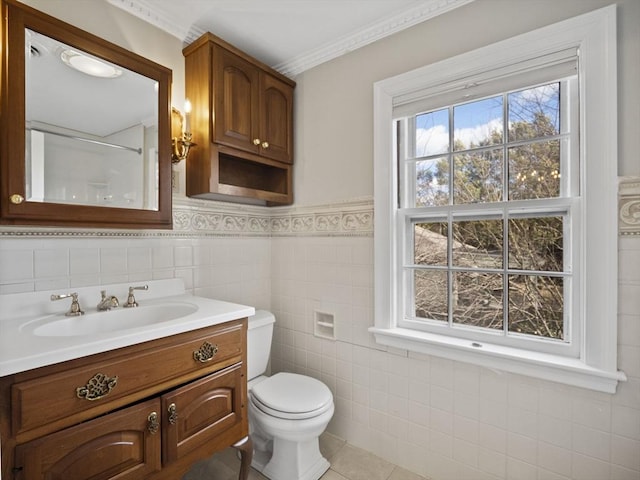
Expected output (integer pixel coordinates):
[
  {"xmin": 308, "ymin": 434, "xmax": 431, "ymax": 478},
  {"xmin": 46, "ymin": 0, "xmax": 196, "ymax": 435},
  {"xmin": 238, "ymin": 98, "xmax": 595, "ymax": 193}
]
[{"xmin": 247, "ymin": 311, "xmax": 334, "ymax": 480}]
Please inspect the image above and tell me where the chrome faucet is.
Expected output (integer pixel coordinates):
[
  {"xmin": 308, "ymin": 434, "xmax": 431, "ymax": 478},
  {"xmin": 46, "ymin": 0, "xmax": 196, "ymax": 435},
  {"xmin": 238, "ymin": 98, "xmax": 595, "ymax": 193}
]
[
  {"xmin": 51, "ymin": 292, "xmax": 84, "ymax": 316},
  {"xmin": 124, "ymin": 285, "xmax": 148, "ymax": 308},
  {"xmin": 97, "ymin": 290, "xmax": 119, "ymax": 311}
]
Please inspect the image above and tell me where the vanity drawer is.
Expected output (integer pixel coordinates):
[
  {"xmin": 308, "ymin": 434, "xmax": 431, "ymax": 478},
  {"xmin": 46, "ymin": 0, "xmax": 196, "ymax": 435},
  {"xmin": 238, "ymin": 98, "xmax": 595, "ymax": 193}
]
[{"xmin": 12, "ymin": 320, "xmax": 245, "ymax": 440}]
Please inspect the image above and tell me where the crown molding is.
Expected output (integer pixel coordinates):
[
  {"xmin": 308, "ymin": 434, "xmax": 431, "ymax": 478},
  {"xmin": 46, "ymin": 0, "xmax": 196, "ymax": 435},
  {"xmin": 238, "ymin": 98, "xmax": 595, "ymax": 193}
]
[
  {"xmin": 106, "ymin": 0, "xmax": 474, "ymax": 76},
  {"xmin": 274, "ymin": 0, "xmax": 475, "ymax": 77},
  {"xmin": 106, "ymin": 0, "xmax": 191, "ymax": 41}
]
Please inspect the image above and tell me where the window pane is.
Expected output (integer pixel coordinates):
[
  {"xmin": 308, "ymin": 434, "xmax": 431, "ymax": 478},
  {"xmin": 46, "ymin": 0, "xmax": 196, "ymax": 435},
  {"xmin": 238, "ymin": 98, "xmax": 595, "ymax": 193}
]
[
  {"xmin": 508, "ymin": 140, "xmax": 561, "ymax": 200},
  {"xmin": 452, "ymin": 219, "xmax": 503, "ymax": 268},
  {"xmin": 416, "ymin": 109, "xmax": 449, "ymax": 157},
  {"xmin": 414, "ymin": 221, "xmax": 448, "ymax": 266},
  {"xmin": 454, "ymin": 96, "xmax": 503, "ymax": 151},
  {"xmin": 415, "ymin": 158, "xmax": 449, "ymax": 207},
  {"xmin": 452, "ymin": 272, "xmax": 503, "ymax": 330},
  {"xmin": 509, "ymin": 216, "xmax": 563, "ymax": 271},
  {"xmin": 414, "ymin": 270, "xmax": 448, "ymax": 322},
  {"xmin": 508, "ymin": 275, "xmax": 564, "ymax": 339},
  {"xmin": 508, "ymin": 83, "xmax": 560, "ymax": 142},
  {"xmin": 453, "ymin": 149, "xmax": 503, "ymax": 204}
]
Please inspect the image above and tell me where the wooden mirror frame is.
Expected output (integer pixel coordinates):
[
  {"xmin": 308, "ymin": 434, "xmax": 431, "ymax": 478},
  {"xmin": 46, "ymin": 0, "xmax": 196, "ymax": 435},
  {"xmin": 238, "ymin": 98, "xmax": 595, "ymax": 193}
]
[{"xmin": 0, "ymin": 0, "xmax": 173, "ymax": 229}]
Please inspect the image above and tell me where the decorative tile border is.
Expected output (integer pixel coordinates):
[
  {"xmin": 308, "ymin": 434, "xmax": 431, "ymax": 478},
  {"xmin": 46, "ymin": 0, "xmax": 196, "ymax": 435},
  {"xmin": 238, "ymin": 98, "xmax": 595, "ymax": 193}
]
[
  {"xmin": 0, "ymin": 197, "xmax": 373, "ymax": 238},
  {"xmin": 172, "ymin": 197, "xmax": 373, "ymax": 237},
  {"xmin": 620, "ymin": 176, "xmax": 640, "ymax": 236},
  {"xmin": 172, "ymin": 197, "xmax": 271, "ymax": 236}
]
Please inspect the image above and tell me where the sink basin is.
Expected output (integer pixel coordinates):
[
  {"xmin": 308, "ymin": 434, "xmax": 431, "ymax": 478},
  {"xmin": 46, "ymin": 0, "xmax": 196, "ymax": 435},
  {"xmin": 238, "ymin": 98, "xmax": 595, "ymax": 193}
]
[{"xmin": 30, "ymin": 302, "xmax": 199, "ymax": 337}]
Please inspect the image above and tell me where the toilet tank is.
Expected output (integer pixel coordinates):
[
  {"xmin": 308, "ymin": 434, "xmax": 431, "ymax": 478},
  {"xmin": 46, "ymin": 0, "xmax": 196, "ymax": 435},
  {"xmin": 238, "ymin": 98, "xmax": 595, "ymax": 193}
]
[{"xmin": 247, "ymin": 310, "xmax": 275, "ymax": 381}]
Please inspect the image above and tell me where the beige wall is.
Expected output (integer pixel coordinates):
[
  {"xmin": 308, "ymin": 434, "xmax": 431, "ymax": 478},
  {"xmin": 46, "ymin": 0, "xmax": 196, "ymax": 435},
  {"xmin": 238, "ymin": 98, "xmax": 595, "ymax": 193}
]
[{"xmin": 293, "ymin": 0, "xmax": 640, "ymax": 206}]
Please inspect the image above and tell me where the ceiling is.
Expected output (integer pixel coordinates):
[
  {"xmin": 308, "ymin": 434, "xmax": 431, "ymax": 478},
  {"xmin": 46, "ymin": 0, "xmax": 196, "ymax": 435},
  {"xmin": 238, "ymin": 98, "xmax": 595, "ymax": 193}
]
[{"xmin": 106, "ymin": 0, "xmax": 474, "ymax": 77}]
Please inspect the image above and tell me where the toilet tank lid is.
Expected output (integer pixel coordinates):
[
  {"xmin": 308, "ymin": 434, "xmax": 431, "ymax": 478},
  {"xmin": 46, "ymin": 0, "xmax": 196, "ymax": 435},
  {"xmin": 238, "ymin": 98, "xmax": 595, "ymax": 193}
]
[{"xmin": 248, "ymin": 310, "xmax": 275, "ymax": 330}]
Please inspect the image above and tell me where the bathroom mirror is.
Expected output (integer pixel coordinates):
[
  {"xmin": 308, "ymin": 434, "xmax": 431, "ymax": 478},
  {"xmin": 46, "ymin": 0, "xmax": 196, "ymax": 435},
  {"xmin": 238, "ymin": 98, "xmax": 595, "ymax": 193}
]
[{"xmin": 0, "ymin": 0, "xmax": 173, "ymax": 228}]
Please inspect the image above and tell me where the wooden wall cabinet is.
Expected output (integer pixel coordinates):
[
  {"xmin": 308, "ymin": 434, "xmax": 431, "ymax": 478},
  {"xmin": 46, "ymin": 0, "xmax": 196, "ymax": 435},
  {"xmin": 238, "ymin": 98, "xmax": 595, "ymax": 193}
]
[
  {"xmin": 0, "ymin": 319, "xmax": 251, "ymax": 480},
  {"xmin": 184, "ymin": 33, "xmax": 295, "ymax": 206}
]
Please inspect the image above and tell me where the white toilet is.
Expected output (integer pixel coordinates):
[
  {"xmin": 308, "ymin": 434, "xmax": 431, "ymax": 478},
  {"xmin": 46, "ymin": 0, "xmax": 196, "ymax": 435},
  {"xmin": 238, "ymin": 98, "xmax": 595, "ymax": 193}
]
[{"xmin": 247, "ymin": 310, "xmax": 334, "ymax": 480}]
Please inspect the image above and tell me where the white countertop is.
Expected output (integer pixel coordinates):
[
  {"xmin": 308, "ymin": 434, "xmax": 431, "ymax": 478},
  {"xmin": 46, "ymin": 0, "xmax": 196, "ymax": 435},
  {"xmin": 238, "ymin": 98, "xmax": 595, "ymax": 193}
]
[{"xmin": 0, "ymin": 279, "xmax": 255, "ymax": 377}]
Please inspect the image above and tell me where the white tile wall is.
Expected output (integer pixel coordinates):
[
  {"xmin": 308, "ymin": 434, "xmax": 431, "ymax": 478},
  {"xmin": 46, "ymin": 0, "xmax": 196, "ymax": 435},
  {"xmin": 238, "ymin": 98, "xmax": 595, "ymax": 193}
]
[
  {"xmin": 0, "ymin": 236, "xmax": 271, "ymax": 310},
  {"xmin": 0, "ymin": 227, "xmax": 637, "ymax": 480},
  {"xmin": 270, "ymin": 235, "xmax": 640, "ymax": 480}
]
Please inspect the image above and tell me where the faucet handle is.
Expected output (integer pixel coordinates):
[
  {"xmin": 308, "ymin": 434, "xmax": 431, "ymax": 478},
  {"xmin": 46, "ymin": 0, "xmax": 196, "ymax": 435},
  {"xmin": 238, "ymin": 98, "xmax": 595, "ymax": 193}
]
[
  {"xmin": 51, "ymin": 292, "xmax": 84, "ymax": 316},
  {"xmin": 124, "ymin": 285, "xmax": 148, "ymax": 308}
]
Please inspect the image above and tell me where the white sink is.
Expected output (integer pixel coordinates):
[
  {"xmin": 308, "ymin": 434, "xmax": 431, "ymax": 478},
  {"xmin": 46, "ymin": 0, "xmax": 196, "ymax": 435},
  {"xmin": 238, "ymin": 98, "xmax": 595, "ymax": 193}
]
[
  {"xmin": 1, "ymin": 279, "xmax": 255, "ymax": 376},
  {"xmin": 27, "ymin": 302, "xmax": 199, "ymax": 337}
]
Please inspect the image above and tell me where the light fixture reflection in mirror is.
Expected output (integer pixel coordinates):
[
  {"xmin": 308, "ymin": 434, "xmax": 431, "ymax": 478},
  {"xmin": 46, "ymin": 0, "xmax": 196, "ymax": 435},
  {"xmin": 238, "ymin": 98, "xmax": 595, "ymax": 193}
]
[
  {"xmin": 171, "ymin": 100, "xmax": 196, "ymax": 164},
  {"xmin": 60, "ymin": 49, "xmax": 122, "ymax": 78}
]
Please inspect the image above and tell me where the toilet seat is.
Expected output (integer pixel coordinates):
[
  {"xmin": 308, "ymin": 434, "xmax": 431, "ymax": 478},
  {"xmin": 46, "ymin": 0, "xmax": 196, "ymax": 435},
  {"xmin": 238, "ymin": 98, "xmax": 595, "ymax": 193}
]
[{"xmin": 250, "ymin": 372, "xmax": 333, "ymax": 420}]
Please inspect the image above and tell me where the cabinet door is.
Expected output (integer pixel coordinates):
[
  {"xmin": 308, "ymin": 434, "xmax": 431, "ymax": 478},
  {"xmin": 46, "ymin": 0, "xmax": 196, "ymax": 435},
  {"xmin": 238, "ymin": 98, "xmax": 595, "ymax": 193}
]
[
  {"xmin": 14, "ymin": 398, "xmax": 161, "ymax": 480},
  {"xmin": 213, "ymin": 46, "xmax": 260, "ymax": 154},
  {"xmin": 259, "ymin": 73, "xmax": 294, "ymax": 164},
  {"xmin": 162, "ymin": 363, "xmax": 246, "ymax": 464}
]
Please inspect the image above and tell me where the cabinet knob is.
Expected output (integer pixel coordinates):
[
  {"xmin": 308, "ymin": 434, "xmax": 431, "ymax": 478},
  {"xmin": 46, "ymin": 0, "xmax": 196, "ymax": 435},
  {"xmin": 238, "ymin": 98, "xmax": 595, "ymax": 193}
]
[
  {"xmin": 261, "ymin": 141, "xmax": 269, "ymax": 149},
  {"xmin": 9, "ymin": 194, "xmax": 24, "ymax": 204},
  {"xmin": 252, "ymin": 138, "xmax": 261, "ymax": 146}
]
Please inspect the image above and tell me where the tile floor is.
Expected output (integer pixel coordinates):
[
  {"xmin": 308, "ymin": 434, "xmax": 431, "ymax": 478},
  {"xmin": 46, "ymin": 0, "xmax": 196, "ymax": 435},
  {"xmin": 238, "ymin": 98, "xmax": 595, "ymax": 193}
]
[{"xmin": 184, "ymin": 432, "xmax": 428, "ymax": 480}]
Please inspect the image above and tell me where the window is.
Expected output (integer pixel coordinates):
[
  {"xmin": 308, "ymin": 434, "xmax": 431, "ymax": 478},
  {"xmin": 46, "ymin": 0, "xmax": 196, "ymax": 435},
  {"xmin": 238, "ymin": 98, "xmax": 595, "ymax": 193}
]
[
  {"xmin": 372, "ymin": 6, "xmax": 625, "ymax": 393},
  {"xmin": 398, "ymin": 76, "xmax": 578, "ymax": 358}
]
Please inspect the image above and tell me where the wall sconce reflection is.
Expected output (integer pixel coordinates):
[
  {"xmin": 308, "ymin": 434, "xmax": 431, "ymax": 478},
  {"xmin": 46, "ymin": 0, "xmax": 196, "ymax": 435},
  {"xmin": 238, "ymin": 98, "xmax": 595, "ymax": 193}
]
[{"xmin": 171, "ymin": 99, "xmax": 196, "ymax": 164}]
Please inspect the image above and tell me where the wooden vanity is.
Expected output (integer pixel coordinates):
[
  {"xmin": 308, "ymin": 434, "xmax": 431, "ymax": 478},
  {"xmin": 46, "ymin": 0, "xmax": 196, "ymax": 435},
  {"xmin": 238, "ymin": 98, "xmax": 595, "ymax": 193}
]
[
  {"xmin": 0, "ymin": 319, "xmax": 251, "ymax": 479},
  {"xmin": 0, "ymin": 280, "xmax": 254, "ymax": 480}
]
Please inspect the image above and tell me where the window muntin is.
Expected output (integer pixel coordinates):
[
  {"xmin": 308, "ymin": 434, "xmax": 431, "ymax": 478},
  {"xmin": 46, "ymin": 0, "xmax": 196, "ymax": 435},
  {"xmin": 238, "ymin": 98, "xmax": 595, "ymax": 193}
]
[{"xmin": 398, "ymin": 79, "xmax": 576, "ymax": 355}]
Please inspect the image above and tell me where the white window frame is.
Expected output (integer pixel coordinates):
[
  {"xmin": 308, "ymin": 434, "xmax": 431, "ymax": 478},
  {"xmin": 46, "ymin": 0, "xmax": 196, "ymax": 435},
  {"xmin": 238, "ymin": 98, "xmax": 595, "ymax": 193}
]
[
  {"xmin": 371, "ymin": 6, "xmax": 626, "ymax": 394},
  {"xmin": 395, "ymin": 76, "xmax": 579, "ymax": 357}
]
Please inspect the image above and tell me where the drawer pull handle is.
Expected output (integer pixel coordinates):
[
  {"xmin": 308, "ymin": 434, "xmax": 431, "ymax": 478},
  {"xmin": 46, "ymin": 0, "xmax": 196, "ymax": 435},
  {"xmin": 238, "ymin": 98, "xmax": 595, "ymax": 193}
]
[
  {"xmin": 168, "ymin": 403, "xmax": 178, "ymax": 424},
  {"xmin": 193, "ymin": 341, "xmax": 218, "ymax": 363},
  {"xmin": 147, "ymin": 412, "xmax": 159, "ymax": 434},
  {"xmin": 76, "ymin": 373, "xmax": 118, "ymax": 401}
]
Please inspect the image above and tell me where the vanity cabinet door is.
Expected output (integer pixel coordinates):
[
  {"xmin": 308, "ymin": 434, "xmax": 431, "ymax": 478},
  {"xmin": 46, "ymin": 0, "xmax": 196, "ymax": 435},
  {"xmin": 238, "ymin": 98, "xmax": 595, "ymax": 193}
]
[
  {"xmin": 162, "ymin": 362, "xmax": 246, "ymax": 464},
  {"xmin": 13, "ymin": 398, "xmax": 161, "ymax": 480}
]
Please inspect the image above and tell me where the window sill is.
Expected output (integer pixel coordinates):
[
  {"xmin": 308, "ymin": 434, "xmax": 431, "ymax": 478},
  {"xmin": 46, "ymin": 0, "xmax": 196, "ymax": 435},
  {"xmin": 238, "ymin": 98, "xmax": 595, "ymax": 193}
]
[{"xmin": 369, "ymin": 327, "xmax": 626, "ymax": 393}]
